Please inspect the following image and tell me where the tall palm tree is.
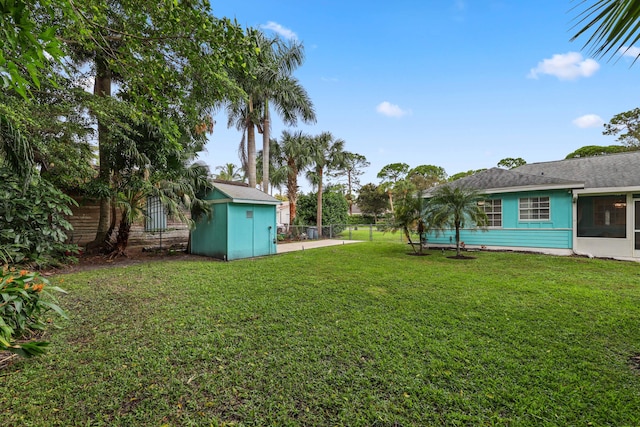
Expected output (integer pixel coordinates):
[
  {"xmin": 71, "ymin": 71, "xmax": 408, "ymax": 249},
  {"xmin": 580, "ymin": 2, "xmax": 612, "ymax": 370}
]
[
  {"xmin": 271, "ymin": 130, "xmax": 312, "ymax": 223},
  {"xmin": 572, "ymin": 0, "xmax": 640, "ymax": 60},
  {"xmin": 226, "ymin": 30, "xmax": 316, "ymax": 189},
  {"xmin": 424, "ymin": 185, "xmax": 488, "ymax": 257},
  {"xmin": 307, "ymin": 132, "xmax": 346, "ymax": 237},
  {"xmin": 257, "ymin": 34, "xmax": 316, "ymax": 192}
]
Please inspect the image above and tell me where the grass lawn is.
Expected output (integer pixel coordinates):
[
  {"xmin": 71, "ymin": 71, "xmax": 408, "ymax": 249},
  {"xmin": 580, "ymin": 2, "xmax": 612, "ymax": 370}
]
[
  {"xmin": 2, "ymin": 242, "xmax": 640, "ymax": 426},
  {"xmin": 333, "ymin": 226, "xmax": 408, "ymax": 242}
]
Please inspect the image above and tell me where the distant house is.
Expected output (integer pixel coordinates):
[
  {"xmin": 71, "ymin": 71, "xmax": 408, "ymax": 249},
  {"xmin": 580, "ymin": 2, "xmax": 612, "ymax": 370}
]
[
  {"xmin": 190, "ymin": 181, "xmax": 280, "ymax": 260},
  {"xmin": 276, "ymin": 201, "xmax": 290, "ymax": 226},
  {"xmin": 424, "ymin": 151, "xmax": 640, "ymax": 261}
]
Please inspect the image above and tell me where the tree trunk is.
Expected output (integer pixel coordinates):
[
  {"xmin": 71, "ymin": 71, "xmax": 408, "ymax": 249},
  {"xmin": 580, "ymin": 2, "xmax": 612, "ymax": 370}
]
[
  {"xmin": 405, "ymin": 227, "xmax": 417, "ymax": 254},
  {"xmin": 348, "ymin": 172, "xmax": 353, "ymax": 215},
  {"xmin": 247, "ymin": 123, "xmax": 256, "ymax": 188},
  {"xmin": 455, "ymin": 221, "xmax": 461, "ymax": 256},
  {"xmin": 89, "ymin": 56, "xmax": 112, "ymax": 250},
  {"xmin": 287, "ymin": 162, "xmax": 298, "ymax": 224},
  {"xmin": 262, "ymin": 102, "xmax": 270, "ymax": 194},
  {"xmin": 109, "ymin": 215, "xmax": 132, "ymax": 259},
  {"xmin": 247, "ymin": 98, "xmax": 257, "ymax": 188},
  {"xmin": 316, "ymin": 168, "xmax": 323, "ymax": 238},
  {"xmin": 103, "ymin": 195, "xmax": 117, "ymax": 251}
]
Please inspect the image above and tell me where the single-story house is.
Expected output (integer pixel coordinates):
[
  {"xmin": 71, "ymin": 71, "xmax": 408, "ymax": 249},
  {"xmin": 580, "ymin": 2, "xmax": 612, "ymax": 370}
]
[
  {"xmin": 424, "ymin": 151, "xmax": 640, "ymax": 261},
  {"xmin": 190, "ymin": 181, "xmax": 280, "ymax": 260}
]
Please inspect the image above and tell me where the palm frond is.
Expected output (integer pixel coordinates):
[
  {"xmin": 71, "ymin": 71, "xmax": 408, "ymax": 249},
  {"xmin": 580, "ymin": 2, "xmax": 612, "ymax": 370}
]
[{"xmin": 571, "ymin": 0, "xmax": 640, "ymax": 60}]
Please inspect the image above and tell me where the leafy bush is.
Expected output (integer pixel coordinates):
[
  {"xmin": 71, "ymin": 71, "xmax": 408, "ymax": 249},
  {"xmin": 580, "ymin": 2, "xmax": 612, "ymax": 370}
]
[
  {"xmin": 0, "ymin": 268, "xmax": 67, "ymax": 357},
  {"xmin": 297, "ymin": 190, "xmax": 348, "ymax": 232},
  {"xmin": 0, "ymin": 168, "xmax": 79, "ymax": 267}
]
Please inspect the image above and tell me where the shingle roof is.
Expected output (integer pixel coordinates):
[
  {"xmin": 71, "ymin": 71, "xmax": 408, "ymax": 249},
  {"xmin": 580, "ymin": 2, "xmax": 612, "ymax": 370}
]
[
  {"xmin": 513, "ymin": 151, "xmax": 640, "ymax": 188},
  {"xmin": 213, "ymin": 182, "xmax": 280, "ymax": 204},
  {"xmin": 443, "ymin": 167, "xmax": 583, "ymax": 192}
]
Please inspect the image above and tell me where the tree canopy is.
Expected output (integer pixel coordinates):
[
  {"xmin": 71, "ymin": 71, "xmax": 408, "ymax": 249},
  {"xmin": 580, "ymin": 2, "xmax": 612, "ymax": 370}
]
[
  {"xmin": 356, "ymin": 183, "xmax": 389, "ymax": 222},
  {"xmin": 497, "ymin": 157, "xmax": 526, "ymax": 169},
  {"xmin": 565, "ymin": 144, "xmax": 631, "ymax": 158},
  {"xmin": 603, "ymin": 108, "xmax": 640, "ymax": 147}
]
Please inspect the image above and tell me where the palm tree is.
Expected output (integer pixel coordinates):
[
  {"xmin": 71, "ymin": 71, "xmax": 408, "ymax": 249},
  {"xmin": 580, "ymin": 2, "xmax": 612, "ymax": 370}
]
[
  {"xmin": 257, "ymin": 145, "xmax": 288, "ymax": 194},
  {"xmin": 272, "ymin": 130, "xmax": 311, "ymax": 224},
  {"xmin": 392, "ymin": 190, "xmax": 427, "ymax": 254},
  {"xmin": 215, "ymin": 163, "xmax": 244, "ymax": 182},
  {"xmin": 424, "ymin": 185, "xmax": 488, "ymax": 257},
  {"xmin": 271, "ymin": 130, "xmax": 312, "ymax": 224},
  {"xmin": 226, "ymin": 30, "xmax": 316, "ymax": 190},
  {"xmin": 258, "ymin": 34, "xmax": 316, "ymax": 192},
  {"xmin": 572, "ymin": 0, "xmax": 640, "ymax": 60},
  {"xmin": 307, "ymin": 132, "xmax": 346, "ymax": 237}
]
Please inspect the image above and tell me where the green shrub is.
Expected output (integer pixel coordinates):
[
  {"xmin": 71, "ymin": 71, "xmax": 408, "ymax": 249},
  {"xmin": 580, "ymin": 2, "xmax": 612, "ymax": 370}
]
[
  {"xmin": 0, "ymin": 168, "xmax": 79, "ymax": 267},
  {"xmin": 297, "ymin": 190, "xmax": 348, "ymax": 233},
  {"xmin": 0, "ymin": 268, "xmax": 67, "ymax": 357}
]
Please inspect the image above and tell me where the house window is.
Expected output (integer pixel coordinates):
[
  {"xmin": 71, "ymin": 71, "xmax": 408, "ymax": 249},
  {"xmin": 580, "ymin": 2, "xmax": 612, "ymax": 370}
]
[
  {"xmin": 519, "ymin": 197, "xmax": 550, "ymax": 221},
  {"xmin": 246, "ymin": 210, "xmax": 253, "ymax": 219},
  {"xmin": 577, "ymin": 195, "xmax": 626, "ymax": 238},
  {"xmin": 481, "ymin": 199, "xmax": 502, "ymax": 227}
]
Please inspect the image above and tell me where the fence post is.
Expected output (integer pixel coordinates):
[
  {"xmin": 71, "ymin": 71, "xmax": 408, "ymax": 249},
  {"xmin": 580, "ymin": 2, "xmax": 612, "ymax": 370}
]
[{"xmin": 369, "ymin": 224, "xmax": 373, "ymax": 241}]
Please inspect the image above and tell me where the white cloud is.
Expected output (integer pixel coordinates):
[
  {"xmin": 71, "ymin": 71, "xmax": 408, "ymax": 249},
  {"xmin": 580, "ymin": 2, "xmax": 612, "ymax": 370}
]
[
  {"xmin": 528, "ymin": 52, "xmax": 599, "ymax": 80},
  {"xmin": 321, "ymin": 76, "xmax": 339, "ymax": 83},
  {"xmin": 572, "ymin": 114, "xmax": 604, "ymax": 128},
  {"xmin": 619, "ymin": 46, "xmax": 640, "ymax": 58},
  {"xmin": 376, "ymin": 101, "xmax": 410, "ymax": 118},
  {"xmin": 260, "ymin": 21, "xmax": 297, "ymax": 40}
]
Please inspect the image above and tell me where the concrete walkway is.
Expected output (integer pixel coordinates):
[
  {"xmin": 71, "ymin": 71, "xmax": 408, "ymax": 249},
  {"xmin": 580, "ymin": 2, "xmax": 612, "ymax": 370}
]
[{"xmin": 276, "ymin": 239, "xmax": 362, "ymax": 254}]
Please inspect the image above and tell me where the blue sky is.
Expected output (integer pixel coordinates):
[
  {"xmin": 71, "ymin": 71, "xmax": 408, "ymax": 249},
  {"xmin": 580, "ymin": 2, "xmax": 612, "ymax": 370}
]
[{"xmin": 200, "ymin": 1, "xmax": 640, "ymax": 191}]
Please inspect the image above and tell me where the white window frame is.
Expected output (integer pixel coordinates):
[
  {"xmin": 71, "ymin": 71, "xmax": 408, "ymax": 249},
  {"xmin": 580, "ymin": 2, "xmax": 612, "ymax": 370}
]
[
  {"xmin": 481, "ymin": 199, "xmax": 502, "ymax": 227},
  {"xmin": 519, "ymin": 196, "xmax": 550, "ymax": 221}
]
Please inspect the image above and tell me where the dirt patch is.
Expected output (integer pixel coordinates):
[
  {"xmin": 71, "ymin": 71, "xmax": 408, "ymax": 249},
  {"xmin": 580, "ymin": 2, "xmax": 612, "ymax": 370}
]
[
  {"xmin": 630, "ymin": 354, "xmax": 640, "ymax": 374},
  {"xmin": 42, "ymin": 246, "xmax": 215, "ymax": 275}
]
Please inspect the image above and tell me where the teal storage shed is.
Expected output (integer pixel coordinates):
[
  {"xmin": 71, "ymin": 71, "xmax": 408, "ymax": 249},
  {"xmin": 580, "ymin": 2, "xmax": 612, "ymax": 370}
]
[{"xmin": 190, "ymin": 182, "xmax": 280, "ymax": 260}]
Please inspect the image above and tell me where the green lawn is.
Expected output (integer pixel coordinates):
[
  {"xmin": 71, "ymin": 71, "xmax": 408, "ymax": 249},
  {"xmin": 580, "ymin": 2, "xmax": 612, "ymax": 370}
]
[
  {"xmin": 2, "ymin": 242, "xmax": 640, "ymax": 426},
  {"xmin": 333, "ymin": 225, "xmax": 408, "ymax": 242}
]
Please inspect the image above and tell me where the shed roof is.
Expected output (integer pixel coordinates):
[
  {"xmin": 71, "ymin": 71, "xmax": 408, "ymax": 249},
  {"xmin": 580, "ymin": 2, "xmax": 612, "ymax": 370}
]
[
  {"xmin": 212, "ymin": 182, "xmax": 281, "ymax": 205},
  {"xmin": 513, "ymin": 150, "xmax": 640, "ymax": 189}
]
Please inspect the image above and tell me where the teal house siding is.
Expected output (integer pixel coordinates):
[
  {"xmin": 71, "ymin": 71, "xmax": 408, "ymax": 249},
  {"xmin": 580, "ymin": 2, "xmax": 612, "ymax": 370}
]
[
  {"xmin": 426, "ymin": 190, "xmax": 573, "ymax": 249},
  {"xmin": 226, "ymin": 204, "xmax": 277, "ymax": 260},
  {"xmin": 190, "ymin": 202, "xmax": 228, "ymax": 259},
  {"xmin": 190, "ymin": 183, "xmax": 279, "ymax": 260}
]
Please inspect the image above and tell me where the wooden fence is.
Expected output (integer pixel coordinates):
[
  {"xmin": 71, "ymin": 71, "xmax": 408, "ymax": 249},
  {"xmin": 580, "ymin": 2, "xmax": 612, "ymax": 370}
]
[{"xmin": 65, "ymin": 199, "xmax": 190, "ymax": 249}]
